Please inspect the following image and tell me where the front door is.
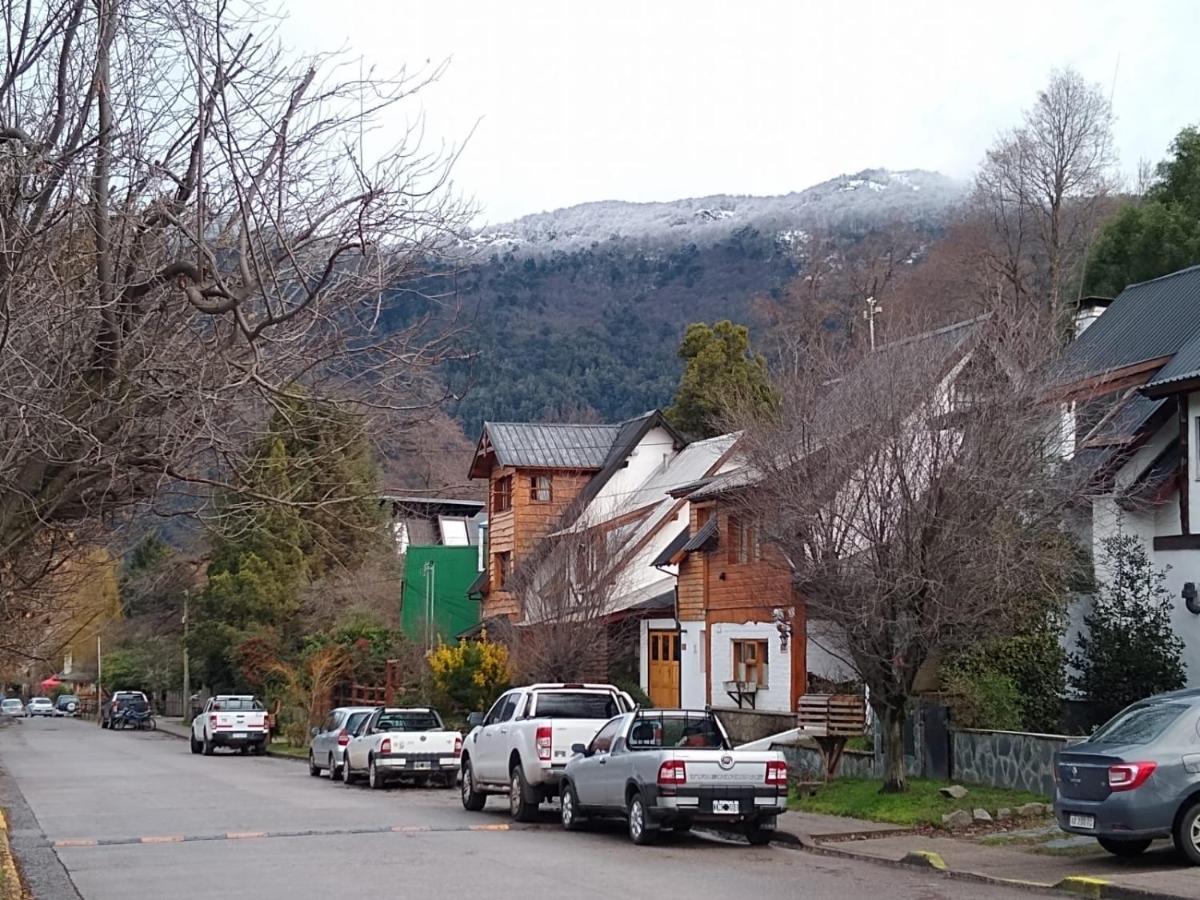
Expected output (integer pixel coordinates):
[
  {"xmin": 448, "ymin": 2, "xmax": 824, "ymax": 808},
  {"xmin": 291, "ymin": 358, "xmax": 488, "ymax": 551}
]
[{"xmin": 648, "ymin": 631, "xmax": 680, "ymax": 708}]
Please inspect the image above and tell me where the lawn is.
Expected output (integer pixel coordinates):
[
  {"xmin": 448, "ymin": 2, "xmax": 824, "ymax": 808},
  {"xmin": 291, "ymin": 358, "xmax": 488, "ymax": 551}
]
[
  {"xmin": 267, "ymin": 741, "xmax": 308, "ymax": 759},
  {"xmin": 790, "ymin": 777, "xmax": 1048, "ymax": 827}
]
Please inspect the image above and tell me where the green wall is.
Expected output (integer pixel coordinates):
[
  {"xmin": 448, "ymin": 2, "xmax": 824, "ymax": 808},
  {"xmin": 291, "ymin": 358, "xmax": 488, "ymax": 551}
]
[{"xmin": 401, "ymin": 546, "xmax": 481, "ymax": 644}]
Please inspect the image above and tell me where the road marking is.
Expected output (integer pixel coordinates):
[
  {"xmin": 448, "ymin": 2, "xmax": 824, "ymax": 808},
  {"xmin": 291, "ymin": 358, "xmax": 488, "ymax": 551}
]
[{"xmin": 52, "ymin": 821, "xmax": 533, "ymax": 850}]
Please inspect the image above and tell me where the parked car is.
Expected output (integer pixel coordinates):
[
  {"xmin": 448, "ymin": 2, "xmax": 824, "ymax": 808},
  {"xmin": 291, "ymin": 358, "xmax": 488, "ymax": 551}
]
[
  {"xmin": 101, "ymin": 691, "xmax": 149, "ymax": 729},
  {"xmin": 558, "ymin": 709, "xmax": 788, "ymax": 845},
  {"xmin": 342, "ymin": 707, "xmax": 461, "ymax": 789},
  {"xmin": 1055, "ymin": 688, "xmax": 1200, "ymax": 863},
  {"xmin": 460, "ymin": 682, "xmax": 634, "ymax": 820},
  {"xmin": 308, "ymin": 707, "xmax": 376, "ymax": 780},
  {"xmin": 27, "ymin": 697, "xmax": 55, "ymax": 717},
  {"xmin": 54, "ymin": 694, "xmax": 80, "ymax": 717},
  {"xmin": 1, "ymin": 698, "xmax": 25, "ymax": 718},
  {"xmin": 190, "ymin": 695, "xmax": 268, "ymax": 756}
]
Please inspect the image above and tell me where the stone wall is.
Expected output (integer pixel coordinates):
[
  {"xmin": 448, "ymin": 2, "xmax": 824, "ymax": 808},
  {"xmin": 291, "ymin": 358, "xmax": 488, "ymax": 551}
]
[
  {"xmin": 778, "ymin": 743, "xmax": 879, "ymax": 779},
  {"xmin": 951, "ymin": 728, "xmax": 1076, "ymax": 798},
  {"xmin": 715, "ymin": 708, "xmax": 796, "ymax": 745}
]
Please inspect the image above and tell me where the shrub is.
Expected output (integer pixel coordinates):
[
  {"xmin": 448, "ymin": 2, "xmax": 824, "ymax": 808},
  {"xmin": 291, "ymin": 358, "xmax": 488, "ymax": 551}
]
[
  {"xmin": 942, "ymin": 670, "xmax": 1023, "ymax": 731},
  {"xmin": 427, "ymin": 633, "xmax": 510, "ymax": 715}
]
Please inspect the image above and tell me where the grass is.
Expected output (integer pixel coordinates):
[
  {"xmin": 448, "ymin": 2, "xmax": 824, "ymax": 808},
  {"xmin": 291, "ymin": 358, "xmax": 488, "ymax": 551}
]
[
  {"xmin": 267, "ymin": 741, "xmax": 308, "ymax": 759},
  {"xmin": 789, "ymin": 777, "xmax": 1048, "ymax": 827}
]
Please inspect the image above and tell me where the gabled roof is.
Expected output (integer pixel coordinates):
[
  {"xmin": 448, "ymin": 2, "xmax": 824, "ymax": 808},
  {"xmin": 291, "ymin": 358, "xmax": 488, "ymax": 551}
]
[
  {"xmin": 1057, "ymin": 264, "xmax": 1200, "ymax": 390},
  {"xmin": 680, "ymin": 517, "xmax": 718, "ymax": 554},
  {"xmin": 1143, "ymin": 330, "xmax": 1200, "ymax": 396},
  {"xmin": 650, "ymin": 526, "xmax": 689, "ymax": 568}
]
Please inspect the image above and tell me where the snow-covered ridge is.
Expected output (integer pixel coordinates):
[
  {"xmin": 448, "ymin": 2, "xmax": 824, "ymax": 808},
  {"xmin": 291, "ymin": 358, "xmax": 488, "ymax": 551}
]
[{"xmin": 461, "ymin": 168, "xmax": 965, "ymax": 255}]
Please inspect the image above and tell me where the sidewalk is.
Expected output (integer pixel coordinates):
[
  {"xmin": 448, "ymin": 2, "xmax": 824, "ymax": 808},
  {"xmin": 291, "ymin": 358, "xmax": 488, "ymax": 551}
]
[{"xmin": 775, "ymin": 811, "xmax": 1197, "ymax": 900}]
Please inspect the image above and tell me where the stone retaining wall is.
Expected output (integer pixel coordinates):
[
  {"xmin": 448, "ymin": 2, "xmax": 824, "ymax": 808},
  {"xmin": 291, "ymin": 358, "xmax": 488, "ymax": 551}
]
[
  {"xmin": 714, "ymin": 708, "xmax": 796, "ymax": 745},
  {"xmin": 950, "ymin": 728, "xmax": 1075, "ymax": 798}
]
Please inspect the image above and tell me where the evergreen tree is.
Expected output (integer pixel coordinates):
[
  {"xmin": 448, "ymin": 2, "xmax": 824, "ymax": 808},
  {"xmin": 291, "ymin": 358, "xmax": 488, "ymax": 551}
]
[
  {"xmin": 665, "ymin": 320, "xmax": 775, "ymax": 439},
  {"xmin": 1070, "ymin": 534, "xmax": 1187, "ymax": 724},
  {"xmin": 1085, "ymin": 126, "xmax": 1200, "ymax": 296}
]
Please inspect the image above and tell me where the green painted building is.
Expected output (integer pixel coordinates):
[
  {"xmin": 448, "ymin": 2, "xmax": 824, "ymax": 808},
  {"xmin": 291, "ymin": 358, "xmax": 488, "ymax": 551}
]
[{"xmin": 400, "ymin": 546, "xmax": 481, "ymax": 646}]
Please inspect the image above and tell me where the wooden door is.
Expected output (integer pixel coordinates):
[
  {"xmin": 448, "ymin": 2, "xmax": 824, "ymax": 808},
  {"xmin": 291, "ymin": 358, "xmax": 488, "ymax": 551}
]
[{"xmin": 648, "ymin": 630, "xmax": 680, "ymax": 708}]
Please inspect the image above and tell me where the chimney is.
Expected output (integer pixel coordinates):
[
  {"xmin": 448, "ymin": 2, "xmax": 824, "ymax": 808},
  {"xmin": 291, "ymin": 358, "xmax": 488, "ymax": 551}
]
[{"xmin": 1074, "ymin": 296, "xmax": 1113, "ymax": 337}]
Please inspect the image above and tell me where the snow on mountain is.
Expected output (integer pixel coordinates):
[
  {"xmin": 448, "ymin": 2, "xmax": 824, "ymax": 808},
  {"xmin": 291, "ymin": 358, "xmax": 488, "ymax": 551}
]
[{"xmin": 465, "ymin": 169, "xmax": 965, "ymax": 254}]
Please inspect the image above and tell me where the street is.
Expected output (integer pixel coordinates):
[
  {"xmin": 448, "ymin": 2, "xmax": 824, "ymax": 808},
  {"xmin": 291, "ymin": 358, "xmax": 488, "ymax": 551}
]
[{"xmin": 2, "ymin": 717, "xmax": 1036, "ymax": 900}]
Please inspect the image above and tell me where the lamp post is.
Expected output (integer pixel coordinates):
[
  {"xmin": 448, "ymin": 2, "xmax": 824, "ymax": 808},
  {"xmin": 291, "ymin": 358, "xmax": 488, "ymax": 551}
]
[
  {"xmin": 95, "ymin": 633, "xmax": 103, "ymax": 725},
  {"xmin": 182, "ymin": 589, "xmax": 190, "ymax": 723}
]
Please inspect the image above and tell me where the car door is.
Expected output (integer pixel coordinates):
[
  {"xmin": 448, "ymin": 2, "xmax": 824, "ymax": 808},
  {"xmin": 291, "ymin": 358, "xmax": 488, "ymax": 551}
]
[
  {"xmin": 353, "ymin": 711, "xmax": 381, "ymax": 771},
  {"xmin": 313, "ymin": 711, "xmax": 339, "ymax": 759},
  {"xmin": 574, "ymin": 717, "xmax": 623, "ymax": 807},
  {"xmin": 475, "ymin": 692, "xmax": 520, "ymax": 783},
  {"xmin": 193, "ymin": 698, "xmax": 212, "ymax": 740}
]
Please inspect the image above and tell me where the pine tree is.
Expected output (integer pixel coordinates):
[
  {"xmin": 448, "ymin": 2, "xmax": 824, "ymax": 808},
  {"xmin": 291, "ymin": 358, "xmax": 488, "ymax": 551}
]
[
  {"xmin": 1070, "ymin": 534, "xmax": 1187, "ymax": 723},
  {"xmin": 665, "ymin": 320, "xmax": 775, "ymax": 439}
]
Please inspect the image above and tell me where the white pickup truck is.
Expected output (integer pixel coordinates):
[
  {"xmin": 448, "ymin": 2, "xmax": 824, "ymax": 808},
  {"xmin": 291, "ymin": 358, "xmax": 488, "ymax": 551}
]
[
  {"xmin": 342, "ymin": 707, "xmax": 462, "ymax": 790},
  {"xmin": 190, "ymin": 695, "xmax": 269, "ymax": 756},
  {"xmin": 460, "ymin": 683, "xmax": 634, "ymax": 821}
]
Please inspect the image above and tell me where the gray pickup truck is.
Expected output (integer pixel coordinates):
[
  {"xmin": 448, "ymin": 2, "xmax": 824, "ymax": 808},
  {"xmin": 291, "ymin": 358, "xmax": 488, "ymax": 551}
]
[{"xmin": 558, "ymin": 709, "xmax": 789, "ymax": 845}]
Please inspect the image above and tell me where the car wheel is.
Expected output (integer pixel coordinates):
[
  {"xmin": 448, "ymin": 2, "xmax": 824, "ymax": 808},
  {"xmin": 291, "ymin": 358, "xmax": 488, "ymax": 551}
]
[
  {"xmin": 1098, "ymin": 836, "xmax": 1153, "ymax": 858},
  {"xmin": 190, "ymin": 736, "xmax": 201, "ymax": 755},
  {"xmin": 1173, "ymin": 801, "xmax": 1200, "ymax": 865},
  {"xmin": 509, "ymin": 765, "xmax": 537, "ymax": 823},
  {"xmin": 254, "ymin": 741, "xmax": 267, "ymax": 757},
  {"xmin": 202, "ymin": 736, "xmax": 214, "ymax": 756},
  {"xmin": 461, "ymin": 759, "xmax": 486, "ymax": 811},
  {"xmin": 369, "ymin": 758, "xmax": 386, "ymax": 790},
  {"xmin": 627, "ymin": 793, "xmax": 656, "ymax": 846},
  {"xmin": 342, "ymin": 757, "xmax": 356, "ymax": 785},
  {"xmin": 327, "ymin": 754, "xmax": 339, "ymax": 781},
  {"xmin": 561, "ymin": 782, "xmax": 585, "ymax": 832},
  {"xmin": 308, "ymin": 753, "xmax": 322, "ymax": 777},
  {"xmin": 745, "ymin": 822, "xmax": 774, "ymax": 846}
]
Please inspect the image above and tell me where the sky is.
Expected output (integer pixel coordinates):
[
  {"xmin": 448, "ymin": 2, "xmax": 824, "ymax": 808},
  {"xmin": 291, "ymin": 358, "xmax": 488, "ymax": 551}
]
[{"xmin": 280, "ymin": 0, "xmax": 1198, "ymax": 224}]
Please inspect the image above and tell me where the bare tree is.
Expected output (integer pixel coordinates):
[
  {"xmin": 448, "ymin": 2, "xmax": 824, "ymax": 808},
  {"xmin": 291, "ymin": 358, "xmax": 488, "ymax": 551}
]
[
  {"xmin": 498, "ymin": 516, "xmax": 638, "ymax": 685},
  {"xmin": 974, "ymin": 68, "xmax": 1117, "ymax": 329},
  {"xmin": 0, "ymin": 0, "xmax": 471, "ymax": 646},
  {"xmin": 733, "ymin": 307, "xmax": 1082, "ymax": 792}
]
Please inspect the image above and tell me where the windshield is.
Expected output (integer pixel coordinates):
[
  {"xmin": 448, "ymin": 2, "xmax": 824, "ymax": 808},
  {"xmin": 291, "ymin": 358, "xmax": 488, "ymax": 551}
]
[
  {"xmin": 532, "ymin": 692, "xmax": 623, "ymax": 719},
  {"xmin": 1091, "ymin": 702, "xmax": 1187, "ymax": 744},
  {"xmin": 1, "ymin": 700, "xmax": 20, "ymax": 709},
  {"xmin": 627, "ymin": 713, "xmax": 728, "ymax": 750},
  {"xmin": 376, "ymin": 711, "xmax": 442, "ymax": 731},
  {"xmin": 211, "ymin": 697, "xmax": 263, "ymax": 711}
]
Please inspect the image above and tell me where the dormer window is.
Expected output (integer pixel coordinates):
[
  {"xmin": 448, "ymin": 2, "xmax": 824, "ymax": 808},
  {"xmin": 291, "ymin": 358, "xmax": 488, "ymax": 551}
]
[{"xmin": 530, "ymin": 474, "xmax": 553, "ymax": 503}]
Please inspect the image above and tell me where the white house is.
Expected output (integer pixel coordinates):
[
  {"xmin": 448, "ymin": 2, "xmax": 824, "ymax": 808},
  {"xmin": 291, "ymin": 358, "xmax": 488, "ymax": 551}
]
[{"xmin": 1058, "ymin": 265, "xmax": 1200, "ymax": 681}]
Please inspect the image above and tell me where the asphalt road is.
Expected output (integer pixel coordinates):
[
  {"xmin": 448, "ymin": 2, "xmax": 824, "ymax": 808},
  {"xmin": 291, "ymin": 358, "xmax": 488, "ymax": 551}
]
[{"xmin": 1, "ymin": 716, "xmax": 1039, "ymax": 900}]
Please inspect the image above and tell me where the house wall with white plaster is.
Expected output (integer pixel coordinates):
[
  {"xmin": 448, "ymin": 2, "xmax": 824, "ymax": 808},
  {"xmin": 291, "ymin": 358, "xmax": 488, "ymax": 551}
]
[
  {"xmin": 587, "ymin": 426, "xmax": 679, "ymax": 520},
  {"xmin": 708, "ymin": 621, "xmax": 793, "ymax": 713}
]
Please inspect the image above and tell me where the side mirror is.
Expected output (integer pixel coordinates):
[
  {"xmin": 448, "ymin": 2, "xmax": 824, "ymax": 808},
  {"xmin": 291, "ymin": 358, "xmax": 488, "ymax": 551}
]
[
  {"xmin": 466, "ymin": 712, "xmax": 485, "ymax": 728},
  {"xmin": 571, "ymin": 743, "xmax": 588, "ymax": 757},
  {"xmin": 310, "ymin": 726, "xmax": 319, "ymax": 737}
]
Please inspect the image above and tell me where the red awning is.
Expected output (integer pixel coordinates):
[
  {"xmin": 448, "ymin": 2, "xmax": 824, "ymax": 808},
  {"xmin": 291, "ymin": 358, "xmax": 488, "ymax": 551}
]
[{"xmin": 40, "ymin": 675, "xmax": 62, "ymax": 689}]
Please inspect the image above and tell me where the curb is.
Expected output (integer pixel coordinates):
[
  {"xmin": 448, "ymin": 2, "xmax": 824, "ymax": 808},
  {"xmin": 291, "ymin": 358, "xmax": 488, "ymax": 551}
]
[
  {"xmin": 155, "ymin": 723, "xmax": 307, "ymax": 764},
  {"xmin": 0, "ymin": 809, "xmax": 24, "ymax": 900},
  {"xmin": 773, "ymin": 829, "xmax": 1190, "ymax": 900}
]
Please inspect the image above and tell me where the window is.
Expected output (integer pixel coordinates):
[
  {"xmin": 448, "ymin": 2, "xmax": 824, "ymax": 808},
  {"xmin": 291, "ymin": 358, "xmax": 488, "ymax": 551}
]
[
  {"xmin": 492, "ymin": 475, "xmax": 512, "ymax": 513},
  {"xmin": 727, "ymin": 516, "xmax": 761, "ymax": 564},
  {"xmin": 493, "ymin": 551, "xmax": 512, "ymax": 589},
  {"xmin": 589, "ymin": 717, "xmax": 623, "ymax": 754},
  {"xmin": 484, "ymin": 692, "xmax": 519, "ymax": 726},
  {"xmin": 530, "ymin": 474, "xmax": 553, "ymax": 503},
  {"xmin": 732, "ymin": 639, "xmax": 769, "ymax": 686},
  {"xmin": 346, "ymin": 711, "xmax": 372, "ymax": 735},
  {"xmin": 627, "ymin": 713, "xmax": 728, "ymax": 751},
  {"xmin": 439, "ymin": 517, "xmax": 469, "ymax": 546},
  {"xmin": 531, "ymin": 691, "xmax": 625, "ymax": 718}
]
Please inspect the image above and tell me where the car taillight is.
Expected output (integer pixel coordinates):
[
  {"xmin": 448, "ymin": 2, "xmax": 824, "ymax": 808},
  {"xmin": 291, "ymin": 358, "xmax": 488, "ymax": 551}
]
[
  {"xmin": 337, "ymin": 729, "xmax": 350, "ymax": 747},
  {"xmin": 536, "ymin": 725, "xmax": 552, "ymax": 761},
  {"xmin": 380, "ymin": 738, "xmax": 391, "ymax": 754},
  {"xmin": 209, "ymin": 714, "xmax": 218, "ymax": 726},
  {"xmin": 657, "ymin": 760, "xmax": 687, "ymax": 785},
  {"xmin": 766, "ymin": 760, "xmax": 788, "ymax": 786},
  {"xmin": 1109, "ymin": 761, "xmax": 1157, "ymax": 791},
  {"xmin": 454, "ymin": 735, "xmax": 463, "ymax": 755}
]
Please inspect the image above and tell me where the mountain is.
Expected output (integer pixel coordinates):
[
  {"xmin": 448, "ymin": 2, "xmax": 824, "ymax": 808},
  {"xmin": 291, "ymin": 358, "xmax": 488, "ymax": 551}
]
[{"xmin": 437, "ymin": 169, "xmax": 967, "ymax": 432}]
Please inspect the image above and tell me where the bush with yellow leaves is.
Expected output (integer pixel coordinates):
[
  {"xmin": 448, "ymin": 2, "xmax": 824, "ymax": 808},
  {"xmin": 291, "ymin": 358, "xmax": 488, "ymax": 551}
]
[{"xmin": 427, "ymin": 631, "xmax": 511, "ymax": 715}]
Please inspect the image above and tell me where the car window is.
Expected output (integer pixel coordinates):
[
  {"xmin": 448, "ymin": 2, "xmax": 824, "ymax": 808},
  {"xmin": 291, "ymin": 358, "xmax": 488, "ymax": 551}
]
[
  {"xmin": 589, "ymin": 717, "xmax": 624, "ymax": 754},
  {"xmin": 375, "ymin": 710, "xmax": 442, "ymax": 732},
  {"xmin": 532, "ymin": 692, "xmax": 621, "ymax": 719},
  {"xmin": 347, "ymin": 712, "xmax": 372, "ymax": 735},
  {"xmin": 1092, "ymin": 702, "xmax": 1188, "ymax": 744},
  {"xmin": 210, "ymin": 697, "xmax": 262, "ymax": 712},
  {"xmin": 486, "ymin": 693, "xmax": 518, "ymax": 726},
  {"xmin": 627, "ymin": 713, "xmax": 728, "ymax": 750}
]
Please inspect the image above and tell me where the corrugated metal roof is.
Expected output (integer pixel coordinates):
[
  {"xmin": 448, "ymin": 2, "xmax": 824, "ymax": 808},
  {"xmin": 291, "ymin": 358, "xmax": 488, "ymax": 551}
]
[
  {"xmin": 1144, "ymin": 330, "xmax": 1200, "ymax": 391},
  {"xmin": 484, "ymin": 421, "xmax": 622, "ymax": 469},
  {"xmin": 1120, "ymin": 440, "xmax": 1181, "ymax": 509},
  {"xmin": 681, "ymin": 517, "xmax": 718, "ymax": 553},
  {"xmin": 650, "ymin": 526, "xmax": 689, "ymax": 568},
  {"xmin": 1058, "ymin": 264, "xmax": 1200, "ymax": 385},
  {"xmin": 1082, "ymin": 394, "xmax": 1167, "ymax": 445}
]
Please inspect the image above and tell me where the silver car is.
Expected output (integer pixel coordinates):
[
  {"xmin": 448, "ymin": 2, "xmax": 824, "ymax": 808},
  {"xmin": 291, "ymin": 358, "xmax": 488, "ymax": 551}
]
[
  {"xmin": 27, "ymin": 697, "xmax": 55, "ymax": 717},
  {"xmin": 308, "ymin": 707, "xmax": 376, "ymax": 780},
  {"xmin": 559, "ymin": 709, "xmax": 789, "ymax": 845},
  {"xmin": 1, "ymin": 698, "xmax": 25, "ymax": 718}
]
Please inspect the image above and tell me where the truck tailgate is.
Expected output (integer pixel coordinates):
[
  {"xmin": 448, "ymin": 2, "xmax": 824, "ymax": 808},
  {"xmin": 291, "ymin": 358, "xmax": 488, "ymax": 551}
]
[
  {"xmin": 213, "ymin": 710, "xmax": 267, "ymax": 733},
  {"xmin": 385, "ymin": 731, "xmax": 459, "ymax": 756},
  {"xmin": 548, "ymin": 719, "xmax": 607, "ymax": 765},
  {"xmin": 669, "ymin": 749, "xmax": 778, "ymax": 787}
]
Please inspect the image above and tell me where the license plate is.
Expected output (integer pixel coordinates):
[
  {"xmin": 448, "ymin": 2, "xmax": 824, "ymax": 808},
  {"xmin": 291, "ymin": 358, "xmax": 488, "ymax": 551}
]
[
  {"xmin": 712, "ymin": 800, "xmax": 738, "ymax": 814},
  {"xmin": 233, "ymin": 732, "xmax": 247, "ymax": 739},
  {"xmin": 413, "ymin": 761, "xmax": 431, "ymax": 770},
  {"xmin": 1069, "ymin": 814, "xmax": 1095, "ymax": 830}
]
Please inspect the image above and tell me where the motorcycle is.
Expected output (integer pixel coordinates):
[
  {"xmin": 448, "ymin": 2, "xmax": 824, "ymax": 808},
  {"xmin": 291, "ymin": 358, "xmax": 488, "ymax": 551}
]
[{"xmin": 113, "ymin": 705, "xmax": 156, "ymax": 730}]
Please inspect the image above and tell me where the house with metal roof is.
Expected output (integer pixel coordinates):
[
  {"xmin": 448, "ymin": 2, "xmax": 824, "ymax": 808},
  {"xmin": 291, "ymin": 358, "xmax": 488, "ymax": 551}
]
[{"xmin": 1057, "ymin": 263, "xmax": 1200, "ymax": 683}]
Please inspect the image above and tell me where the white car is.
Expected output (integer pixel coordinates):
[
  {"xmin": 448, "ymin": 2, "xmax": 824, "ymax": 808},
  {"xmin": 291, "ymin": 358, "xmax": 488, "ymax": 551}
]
[
  {"xmin": 342, "ymin": 707, "xmax": 461, "ymax": 789},
  {"xmin": 460, "ymin": 683, "xmax": 634, "ymax": 821},
  {"xmin": 27, "ymin": 697, "xmax": 55, "ymax": 717},
  {"xmin": 190, "ymin": 695, "xmax": 268, "ymax": 755}
]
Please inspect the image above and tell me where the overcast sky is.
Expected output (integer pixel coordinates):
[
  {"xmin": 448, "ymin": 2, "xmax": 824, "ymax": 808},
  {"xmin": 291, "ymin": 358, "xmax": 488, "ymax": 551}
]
[{"xmin": 282, "ymin": 0, "xmax": 1196, "ymax": 224}]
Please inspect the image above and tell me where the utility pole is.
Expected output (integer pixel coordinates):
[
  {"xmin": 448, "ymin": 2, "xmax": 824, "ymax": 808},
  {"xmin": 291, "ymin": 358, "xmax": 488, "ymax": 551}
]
[
  {"xmin": 182, "ymin": 589, "xmax": 190, "ymax": 723},
  {"xmin": 96, "ymin": 634, "xmax": 102, "ymax": 725},
  {"xmin": 863, "ymin": 296, "xmax": 883, "ymax": 351},
  {"xmin": 423, "ymin": 561, "xmax": 436, "ymax": 651}
]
